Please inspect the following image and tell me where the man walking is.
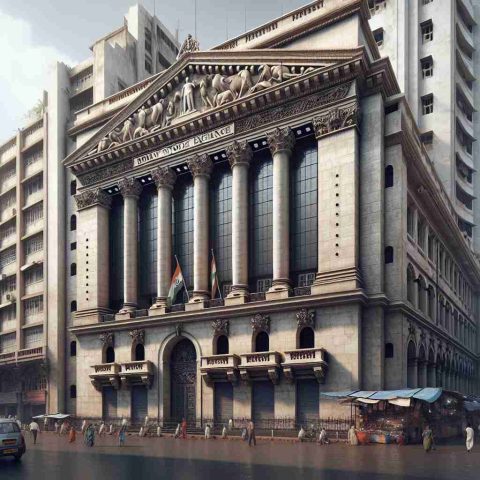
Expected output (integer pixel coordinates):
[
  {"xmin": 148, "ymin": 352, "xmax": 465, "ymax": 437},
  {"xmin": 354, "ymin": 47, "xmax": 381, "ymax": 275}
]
[
  {"xmin": 247, "ymin": 420, "xmax": 256, "ymax": 447},
  {"xmin": 466, "ymin": 424, "xmax": 474, "ymax": 452},
  {"xmin": 29, "ymin": 419, "xmax": 40, "ymax": 445}
]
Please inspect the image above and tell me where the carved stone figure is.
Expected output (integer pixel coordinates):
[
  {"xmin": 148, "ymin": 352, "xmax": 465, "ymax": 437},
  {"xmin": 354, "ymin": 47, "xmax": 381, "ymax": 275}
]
[
  {"xmin": 177, "ymin": 34, "xmax": 200, "ymax": 59},
  {"xmin": 164, "ymin": 100, "xmax": 176, "ymax": 126},
  {"xmin": 148, "ymin": 99, "xmax": 167, "ymax": 129},
  {"xmin": 214, "ymin": 89, "xmax": 235, "ymax": 107},
  {"xmin": 121, "ymin": 118, "xmax": 135, "ymax": 141},
  {"xmin": 200, "ymin": 79, "xmax": 214, "ymax": 108},
  {"xmin": 181, "ymin": 77, "xmax": 198, "ymax": 114}
]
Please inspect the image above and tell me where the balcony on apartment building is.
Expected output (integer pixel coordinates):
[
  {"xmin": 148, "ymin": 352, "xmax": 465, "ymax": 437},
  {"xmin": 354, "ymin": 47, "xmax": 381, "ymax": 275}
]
[
  {"xmin": 21, "ymin": 120, "xmax": 43, "ymax": 152},
  {"xmin": 0, "ymin": 345, "xmax": 45, "ymax": 366}
]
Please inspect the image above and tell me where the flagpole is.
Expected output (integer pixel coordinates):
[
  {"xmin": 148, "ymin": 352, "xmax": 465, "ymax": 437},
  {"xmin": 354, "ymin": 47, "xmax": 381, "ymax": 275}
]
[{"xmin": 175, "ymin": 254, "xmax": 190, "ymax": 302}]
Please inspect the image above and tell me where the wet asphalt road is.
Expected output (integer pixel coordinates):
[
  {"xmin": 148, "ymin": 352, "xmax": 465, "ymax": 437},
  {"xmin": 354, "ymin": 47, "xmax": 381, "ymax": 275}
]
[{"xmin": 0, "ymin": 433, "xmax": 478, "ymax": 480}]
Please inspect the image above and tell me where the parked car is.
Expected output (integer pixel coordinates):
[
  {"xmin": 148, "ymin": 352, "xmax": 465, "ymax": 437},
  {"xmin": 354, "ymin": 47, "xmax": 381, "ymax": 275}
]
[{"xmin": 0, "ymin": 419, "xmax": 26, "ymax": 460}]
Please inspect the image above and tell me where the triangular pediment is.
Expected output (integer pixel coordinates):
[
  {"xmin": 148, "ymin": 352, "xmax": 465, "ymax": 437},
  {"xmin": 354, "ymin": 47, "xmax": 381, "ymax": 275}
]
[{"xmin": 65, "ymin": 48, "xmax": 367, "ymax": 169}]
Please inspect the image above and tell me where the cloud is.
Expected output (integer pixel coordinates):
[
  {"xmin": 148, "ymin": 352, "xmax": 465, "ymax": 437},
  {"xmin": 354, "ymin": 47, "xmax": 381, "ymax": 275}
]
[{"xmin": 0, "ymin": 10, "xmax": 78, "ymax": 142}]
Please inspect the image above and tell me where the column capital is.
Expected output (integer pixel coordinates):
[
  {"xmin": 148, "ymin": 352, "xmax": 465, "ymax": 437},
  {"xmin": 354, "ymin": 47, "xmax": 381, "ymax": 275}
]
[
  {"xmin": 187, "ymin": 153, "xmax": 213, "ymax": 178},
  {"xmin": 152, "ymin": 166, "xmax": 177, "ymax": 190},
  {"xmin": 74, "ymin": 188, "xmax": 112, "ymax": 211},
  {"xmin": 226, "ymin": 140, "xmax": 253, "ymax": 168},
  {"xmin": 267, "ymin": 127, "xmax": 295, "ymax": 156},
  {"xmin": 118, "ymin": 177, "xmax": 142, "ymax": 198},
  {"xmin": 313, "ymin": 102, "xmax": 360, "ymax": 139}
]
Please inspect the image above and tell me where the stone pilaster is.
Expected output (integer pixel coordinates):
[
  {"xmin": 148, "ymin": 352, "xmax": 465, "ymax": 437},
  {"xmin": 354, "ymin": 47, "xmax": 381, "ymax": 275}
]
[
  {"xmin": 311, "ymin": 102, "xmax": 363, "ymax": 295},
  {"xmin": 118, "ymin": 177, "xmax": 142, "ymax": 314},
  {"xmin": 186, "ymin": 154, "xmax": 213, "ymax": 309},
  {"xmin": 74, "ymin": 189, "xmax": 112, "ymax": 325},
  {"xmin": 225, "ymin": 141, "xmax": 252, "ymax": 306},
  {"xmin": 266, "ymin": 127, "xmax": 295, "ymax": 300},
  {"xmin": 150, "ymin": 167, "xmax": 176, "ymax": 313}
]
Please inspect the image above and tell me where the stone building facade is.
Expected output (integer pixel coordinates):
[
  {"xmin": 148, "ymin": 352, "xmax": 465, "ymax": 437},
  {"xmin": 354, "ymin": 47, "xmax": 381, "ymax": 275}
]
[{"xmin": 63, "ymin": 0, "xmax": 480, "ymax": 426}]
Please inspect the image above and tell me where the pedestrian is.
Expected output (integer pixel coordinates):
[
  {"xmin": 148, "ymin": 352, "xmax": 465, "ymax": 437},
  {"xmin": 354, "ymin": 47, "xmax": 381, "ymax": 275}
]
[
  {"xmin": 204, "ymin": 424, "xmax": 211, "ymax": 440},
  {"xmin": 181, "ymin": 418, "xmax": 187, "ymax": 439},
  {"xmin": 222, "ymin": 425, "xmax": 227, "ymax": 439},
  {"xmin": 98, "ymin": 421, "xmax": 105, "ymax": 436},
  {"xmin": 466, "ymin": 424, "xmax": 474, "ymax": 452},
  {"xmin": 422, "ymin": 424, "xmax": 434, "ymax": 453},
  {"xmin": 144, "ymin": 415, "xmax": 149, "ymax": 428},
  {"xmin": 84, "ymin": 424, "xmax": 95, "ymax": 447},
  {"xmin": 174, "ymin": 423, "xmax": 181, "ymax": 438},
  {"xmin": 348, "ymin": 425, "xmax": 358, "ymax": 446},
  {"xmin": 156, "ymin": 424, "xmax": 162, "ymax": 437},
  {"xmin": 29, "ymin": 419, "xmax": 40, "ymax": 445},
  {"xmin": 69, "ymin": 425, "xmax": 76, "ymax": 443},
  {"xmin": 298, "ymin": 426, "xmax": 306, "ymax": 441},
  {"xmin": 81, "ymin": 419, "xmax": 86, "ymax": 434},
  {"xmin": 54, "ymin": 421, "xmax": 59, "ymax": 434},
  {"xmin": 44, "ymin": 416, "xmax": 48, "ymax": 432},
  {"xmin": 118, "ymin": 423, "xmax": 127, "ymax": 447},
  {"xmin": 59, "ymin": 421, "xmax": 67, "ymax": 435},
  {"xmin": 318, "ymin": 428, "xmax": 329, "ymax": 445},
  {"xmin": 109, "ymin": 424, "xmax": 114, "ymax": 435},
  {"xmin": 139, "ymin": 426, "xmax": 145, "ymax": 437},
  {"xmin": 15, "ymin": 416, "xmax": 21, "ymax": 430},
  {"xmin": 228, "ymin": 418, "xmax": 233, "ymax": 431},
  {"xmin": 247, "ymin": 420, "xmax": 256, "ymax": 447}
]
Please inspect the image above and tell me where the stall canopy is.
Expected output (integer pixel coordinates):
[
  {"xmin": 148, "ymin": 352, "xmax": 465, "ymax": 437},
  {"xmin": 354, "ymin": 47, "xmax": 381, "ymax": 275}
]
[
  {"xmin": 32, "ymin": 413, "xmax": 71, "ymax": 420},
  {"xmin": 321, "ymin": 388, "xmax": 443, "ymax": 404}
]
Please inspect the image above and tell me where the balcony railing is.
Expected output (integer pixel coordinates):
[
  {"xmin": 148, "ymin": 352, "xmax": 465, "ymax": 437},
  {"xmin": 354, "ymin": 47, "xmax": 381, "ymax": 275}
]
[
  {"xmin": 0, "ymin": 346, "xmax": 45, "ymax": 365},
  {"xmin": 91, "ymin": 363, "xmax": 120, "ymax": 375},
  {"xmin": 0, "ymin": 351, "xmax": 16, "ymax": 364},
  {"xmin": 206, "ymin": 298, "xmax": 225, "ymax": 308},
  {"xmin": 239, "ymin": 351, "xmax": 281, "ymax": 383},
  {"xmin": 200, "ymin": 354, "xmax": 240, "ymax": 384},
  {"xmin": 248, "ymin": 292, "xmax": 266, "ymax": 303},
  {"xmin": 282, "ymin": 348, "xmax": 328, "ymax": 383},
  {"xmin": 293, "ymin": 286, "xmax": 311, "ymax": 297}
]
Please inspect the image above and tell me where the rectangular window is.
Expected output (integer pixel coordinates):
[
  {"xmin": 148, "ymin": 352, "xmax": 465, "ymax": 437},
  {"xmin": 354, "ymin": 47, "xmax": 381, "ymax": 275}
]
[
  {"xmin": 145, "ymin": 57, "xmax": 152, "ymax": 74},
  {"xmin": 421, "ymin": 56, "xmax": 433, "ymax": 78},
  {"xmin": 368, "ymin": 0, "xmax": 386, "ymax": 15},
  {"xmin": 70, "ymin": 242, "xmax": 77, "ymax": 251},
  {"xmin": 24, "ymin": 203, "xmax": 43, "ymax": 226},
  {"xmin": 0, "ymin": 221, "xmax": 16, "ymax": 243},
  {"xmin": 298, "ymin": 273, "xmax": 315, "ymax": 287},
  {"xmin": 423, "ymin": 0, "xmax": 433, "ymax": 4},
  {"xmin": 0, "ymin": 246, "xmax": 16, "ymax": 268},
  {"xmin": 24, "ymin": 175, "xmax": 43, "ymax": 201},
  {"xmin": 421, "ymin": 20, "xmax": 433, "ymax": 43},
  {"xmin": 417, "ymin": 219, "xmax": 426, "ymax": 250},
  {"xmin": 0, "ymin": 305, "xmax": 16, "ymax": 332},
  {"xmin": 24, "ymin": 265, "xmax": 43, "ymax": 286},
  {"xmin": 24, "ymin": 148, "xmax": 42, "ymax": 168},
  {"xmin": 0, "ymin": 332, "xmax": 16, "ymax": 353},
  {"xmin": 25, "ymin": 234, "xmax": 43, "ymax": 255},
  {"xmin": 256, "ymin": 279, "xmax": 272, "ymax": 293},
  {"xmin": 24, "ymin": 296, "xmax": 43, "ymax": 322},
  {"xmin": 422, "ymin": 94, "xmax": 434, "ymax": 115},
  {"xmin": 145, "ymin": 27, "xmax": 152, "ymax": 53},
  {"xmin": 24, "ymin": 326, "xmax": 43, "ymax": 348},
  {"xmin": 373, "ymin": 28, "xmax": 384, "ymax": 47}
]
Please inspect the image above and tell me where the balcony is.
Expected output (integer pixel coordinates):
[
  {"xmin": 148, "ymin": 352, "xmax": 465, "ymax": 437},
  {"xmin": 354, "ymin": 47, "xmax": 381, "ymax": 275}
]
[
  {"xmin": 457, "ymin": 48, "xmax": 475, "ymax": 82},
  {"xmin": 0, "ymin": 351, "xmax": 16, "ymax": 365},
  {"xmin": 282, "ymin": 348, "xmax": 329, "ymax": 384},
  {"xmin": 456, "ymin": 147, "xmax": 475, "ymax": 172},
  {"xmin": 239, "ymin": 351, "xmax": 281, "ymax": 384},
  {"xmin": 1, "ymin": 177, "xmax": 16, "ymax": 195},
  {"xmin": 89, "ymin": 363, "xmax": 121, "ymax": 390},
  {"xmin": 455, "ymin": 198, "xmax": 474, "ymax": 223},
  {"xmin": 200, "ymin": 354, "xmax": 240, "ymax": 385},
  {"xmin": 456, "ymin": 20, "xmax": 475, "ymax": 54},
  {"xmin": 456, "ymin": 174, "xmax": 474, "ymax": 198},
  {"xmin": 457, "ymin": 111, "xmax": 475, "ymax": 140},
  {"xmin": 0, "ymin": 346, "xmax": 45, "ymax": 365},
  {"xmin": 456, "ymin": 74, "xmax": 474, "ymax": 109},
  {"xmin": 22, "ymin": 122, "xmax": 43, "ymax": 152},
  {"xmin": 0, "ymin": 140, "xmax": 16, "ymax": 167},
  {"xmin": 120, "ymin": 360, "xmax": 154, "ymax": 388},
  {"xmin": 0, "ymin": 207, "xmax": 17, "ymax": 226},
  {"xmin": 457, "ymin": 0, "xmax": 476, "ymax": 28},
  {"xmin": 1, "ymin": 262, "xmax": 17, "ymax": 278}
]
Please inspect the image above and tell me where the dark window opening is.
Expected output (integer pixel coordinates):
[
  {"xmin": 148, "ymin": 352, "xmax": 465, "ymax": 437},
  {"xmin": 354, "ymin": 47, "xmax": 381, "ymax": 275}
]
[
  {"xmin": 299, "ymin": 327, "xmax": 314, "ymax": 349},
  {"xmin": 70, "ymin": 215, "xmax": 77, "ymax": 232},
  {"xmin": 70, "ymin": 263, "xmax": 77, "ymax": 276},
  {"xmin": 385, "ymin": 343, "xmax": 394, "ymax": 358},
  {"xmin": 70, "ymin": 341, "xmax": 77, "ymax": 357},
  {"xmin": 70, "ymin": 300, "xmax": 77, "ymax": 312},
  {"xmin": 70, "ymin": 385, "xmax": 77, "ymax": 399},
  {"xmin": 385, "ymin": 165, "xmax": 394, "ymax": 188},
  {"xmin": 373, "ymin": 28, "xmax": 384, "ymax": 47},
  {"xmin": 255, "ymin": 331, "xmax": 269, "ymax": 352},
  {"xmin": 216, "ymin": 335, "xmax": 229, "ymax": 355},
  {"xmin": 134, "ymin": 343, "xmax": 145, "ymax": 361},
  {"xmin": 70, "ymin": 242, "xmax": 77, "ymax": 251},
  {"xmin": 385, "ymin": 246, "xmax": 394, "ymax": 264},
  {"xmin": 105, "ymin": 346, "xmax": 115, "ymax": 364},
  {"xmin": 70, "ymin": 180, "xmax": 77, "ymax": 196}
]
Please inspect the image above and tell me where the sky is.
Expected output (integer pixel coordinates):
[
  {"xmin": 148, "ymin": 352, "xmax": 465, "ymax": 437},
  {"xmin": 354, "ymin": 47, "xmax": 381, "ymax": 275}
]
[{"xmin": 0, "ymin": 0, "xmax": 309, "ymax": 143}]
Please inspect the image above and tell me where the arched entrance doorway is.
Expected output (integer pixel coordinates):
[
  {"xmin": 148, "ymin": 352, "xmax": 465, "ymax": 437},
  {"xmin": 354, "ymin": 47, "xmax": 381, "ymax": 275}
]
[{"xmin": 170, "ymin": 338, "xmax": 197, "ymax": 422}]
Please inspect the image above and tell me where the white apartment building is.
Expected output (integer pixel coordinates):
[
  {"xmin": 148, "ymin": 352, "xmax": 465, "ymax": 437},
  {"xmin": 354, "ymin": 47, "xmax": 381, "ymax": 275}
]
[{"xmin": 0, "ymin": 4, "xmax": 178, "ymax": 418}]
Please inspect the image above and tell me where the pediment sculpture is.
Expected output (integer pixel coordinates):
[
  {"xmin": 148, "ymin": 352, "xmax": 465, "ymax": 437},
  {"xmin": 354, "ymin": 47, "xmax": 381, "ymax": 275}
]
[{"xmin": 89, "ymin": 62, "xmax": 317, "ymax": 155}]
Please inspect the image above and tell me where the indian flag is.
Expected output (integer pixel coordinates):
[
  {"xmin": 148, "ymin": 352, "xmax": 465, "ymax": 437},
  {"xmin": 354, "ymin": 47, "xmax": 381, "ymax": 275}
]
[
  {"xmin": 168, "ymin": 258, "xmax": 185, "ymax": 305},
  {"xmin": 210, "ymin": 251, "xmax": 220, "ymax": 299}
]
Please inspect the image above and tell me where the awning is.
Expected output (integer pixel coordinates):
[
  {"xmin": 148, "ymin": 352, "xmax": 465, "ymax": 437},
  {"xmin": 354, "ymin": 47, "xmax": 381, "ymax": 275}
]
[
  {"xmin": 20, "ymin": 260, "xmax": 43, "ymax": 272},
  {"xmin": 321, "ymin": 388, "xmax": 443, "ymax": 404},
  {"xmin": 464, "ymin": 401, "xmax": 480, "ymax": 412}
]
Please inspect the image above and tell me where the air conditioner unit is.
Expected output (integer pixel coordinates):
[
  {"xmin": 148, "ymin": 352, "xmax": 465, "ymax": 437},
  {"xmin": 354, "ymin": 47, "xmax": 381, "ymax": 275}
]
[
  {"xmin": 6, "ymin": 293, "xmax": 15, "ymax": 302},
  {"xmin": 0, "ymin": 274, "xmax": 6, "ymax": 280}
]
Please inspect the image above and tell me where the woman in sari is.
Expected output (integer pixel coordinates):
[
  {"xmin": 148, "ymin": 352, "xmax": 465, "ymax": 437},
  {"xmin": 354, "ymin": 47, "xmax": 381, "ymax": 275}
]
[
  {"xmin": 68, "ymin": 425, "xmax": 76, "ymax": 443},
  {"xmin": 348, "ymin": 425, "xmax": 358, "ymax": 446},
  {"xmin": 84, "ymin": 424, "xmax": 95, "ymax": 447},
  {"xmin": 181, "ymin": 418, "xmax": 187, "ymax": 439},
  {"xmin": 422, "ymin": 425, "xmax": 433, "ymax": 453}
]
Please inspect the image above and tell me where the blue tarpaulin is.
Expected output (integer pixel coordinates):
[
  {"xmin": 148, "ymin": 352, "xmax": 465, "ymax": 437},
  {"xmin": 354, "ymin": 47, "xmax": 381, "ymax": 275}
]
[{"xmin": 321, "ymin": 388, "xmax": 443, "ymax": 404}]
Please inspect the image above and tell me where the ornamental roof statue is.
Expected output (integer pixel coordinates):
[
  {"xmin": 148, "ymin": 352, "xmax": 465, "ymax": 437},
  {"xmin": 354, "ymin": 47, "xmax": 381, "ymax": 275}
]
[{"xmin": 177, "ymin": 34, "xmax": 200, "ymax": 59}]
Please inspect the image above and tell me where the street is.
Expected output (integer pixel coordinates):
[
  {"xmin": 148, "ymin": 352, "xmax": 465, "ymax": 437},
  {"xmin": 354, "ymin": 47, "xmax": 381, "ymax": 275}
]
[{"xmin": 0, "ymin": 433, "xmax": 479, "ymax": 479}]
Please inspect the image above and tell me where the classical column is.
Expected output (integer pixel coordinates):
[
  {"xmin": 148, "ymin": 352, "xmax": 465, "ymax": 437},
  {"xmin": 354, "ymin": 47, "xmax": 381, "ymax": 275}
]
[
  {"xmin": 150, "ymin": 167, "xmax": 176, "ymax": 312},
  {"xmin": 311, "ymin": 101, "xmax": 363, "ymax": 295},
  {"xmin": 225, "ymin": 141, "xmax": 252, "ymax": 305},
  {"xmin": 74, "ymin": 188, "xmax": 112, "ymax": 324},
  {"xmin": 186, "ymin": 154, "xmax": 213, "ymax": 307},
  {"xmin": 118, "ymin": 177, "xmax": 142, "ymax": 314},
  {"xmin": 266, "ymin": 127, "xmax": 295, "ymax": 300}
]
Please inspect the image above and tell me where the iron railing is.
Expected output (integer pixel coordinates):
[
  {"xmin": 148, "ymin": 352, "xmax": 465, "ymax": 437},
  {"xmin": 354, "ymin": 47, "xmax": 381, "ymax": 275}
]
[{"xmin": 248, "ymin": 292, "xmax": 266, "ymax": 302}]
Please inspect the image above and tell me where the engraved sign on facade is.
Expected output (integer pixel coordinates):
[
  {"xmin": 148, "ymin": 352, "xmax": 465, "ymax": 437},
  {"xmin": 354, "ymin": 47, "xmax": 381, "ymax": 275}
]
[{"xmin": 133, "ymin": 124, "xmax": 235, "ymax": 167}]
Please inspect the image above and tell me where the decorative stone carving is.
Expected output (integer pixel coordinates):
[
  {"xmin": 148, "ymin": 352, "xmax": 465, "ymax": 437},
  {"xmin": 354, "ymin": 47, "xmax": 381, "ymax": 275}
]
[
  {"xmin": 177, "ymin": 34, "xmax": 200, "ymax": 59},
  {"xmin": 152, "ymin": 167, "xmax": 177, "ymax": 190},
  {"xmin": 251, "ymin": 313, "xmax": 270, "ymax": 334},
  {"xmin": 408, "ymin": 323, "xmax": 416, "ymax": 337},
  {"xmin": 268, "ymin": 368, "xmax": 279, "ymax": 385},
  {"xmin": 226, "ymin": 140, "xmax": 253, "ymax": 168},
  {"xmin": 313, "ymin": 102, "xmax": 360, "ymax": 138},
  {"xmin": 91, "ymin": 379, "xmax": 102, "ymax": 391},
  {"xmin": 175, "ymin": 324, "xmax": 182, "ymax": 337},
  {"xmin": 75, "ymin": 189, "xmax": 112, "ymax": 211},
  {"xmin": 99, "ymin": 332, "xmax": 114, "ymax": 348},
  {"xmin": 79, "ymin": 159, "xmax": 134, "ymax": 187},
  {"xmin": 420, "ymin": 329, "xmax": 427, "ymax": 342},
  {"xmin": 211, "ymin": 319, "xmax": 229, "ymax": 337},
  {"xmin": 227, "ymin": 369, "xmax": 239, "ymax": 386},
  {"xmin": 181, "ymin": 77, "xmax": 198, "ymax": 114},
  {"xmin": 296, "ymin": 308, "xmax": 315, "ymax": 329},
  {"xmin": 187, "ymin": 153, "xmax": 213, "ymax": 178},
  {"xmin": 129, "ymin": 329, "xmax": 145, "ymax": 345},
  {"xmin": 118, "ymin": 177, "xmax": 142, "ymax": 198},
  {"xmin": 313, "ymin": 364, "xmax": 328, "ymax": 384},
  {"xmin": 283, "ymin": 367, "xmax": 294, "ymax": 384},
  {"xmin": 267, "ymin": 127, "xmax": 295, "ymax": 156}
]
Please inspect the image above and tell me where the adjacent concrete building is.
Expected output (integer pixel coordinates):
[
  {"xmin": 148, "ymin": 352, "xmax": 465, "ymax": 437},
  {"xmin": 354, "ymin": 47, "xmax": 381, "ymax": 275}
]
[
  {"xmin": 63, "ymin": 0, "xmax": 480, "ymax": 428},
  {"xmin": 0, "ymin": 4, "xmax": 178, "ymax": 418}
]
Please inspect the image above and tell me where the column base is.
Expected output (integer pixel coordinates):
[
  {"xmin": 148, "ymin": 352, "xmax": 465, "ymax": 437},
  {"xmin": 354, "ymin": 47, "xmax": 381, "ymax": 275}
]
[
  {"xmin": 266, "ymin": 279, "xmax": 291, "ymax": 301},
  {"xmin": 115, "ymin": 311, "xmax": 135, "ymax": 320},
  {"xmin": 311, "ymin": 267, "xmax": 363, "ymax": 295},
  {"xmin": 225, "ymin": 285, "xmax": 249, "ymax": 306},
  {"xmin": 185, "ymin": 291, "xmax": 209, "ymax": 311},
  {"xmin": 74, "ymin": 308, "xmax": 112, "ymax": 326}
]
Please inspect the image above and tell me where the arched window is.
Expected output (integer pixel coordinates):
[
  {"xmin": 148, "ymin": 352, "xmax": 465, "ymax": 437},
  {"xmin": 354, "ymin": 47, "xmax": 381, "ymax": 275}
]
[
  {"xmin": 385, "ymin": 165, "xmax": 394, "ymax": 188},
  {"xmin": 70, "ymin": 385, "xmax": 77, "ymax": 399},
  {"xmin": 216, "ymin": 335, "xmax": 229, "ymax": 355},
  {"xmin": 299, "ymin": 327, "xmax": 314, "ymax": 349},
  {"xmin": 134, "ymin": 343, "xmax": 145, "ymax": 361},
  {"xmin": 70, "ymin": 341, "xmax": 77, "ymax": 357},
  {"xmin": 417, "ymin": 276, "xmax": 427, "ymax": 313},
  {"xmin": 70, "ymin": 263, "xmax": 77, "ymax": 276},
  {"xmin": 70, "ymin": 300, "xmax": 77, "ymax": 312},
  {"xmin": 407, "ymin": 265, "xmax": 415, "ymax": 304},
  {"xmin": 255, "ymin": 331, "xmax": 269, "ymax": 352},
  {"xmin": 385, "ymin": 343, "xmax": 394, "ymax": 358},
  {"xmin": 105, "ymin": 346, "xmax": 115, "ymax": 363},
  {"xmin": 385, "ymin": 246, "xmax": 394, "ymax": 264},
  {"xmin": 70, "ymin": 215, "xmax": 77, "ymax": 231},
  {"xmin": 70, "ymin": 180, "xmax": 77, "ymax": 196}
]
